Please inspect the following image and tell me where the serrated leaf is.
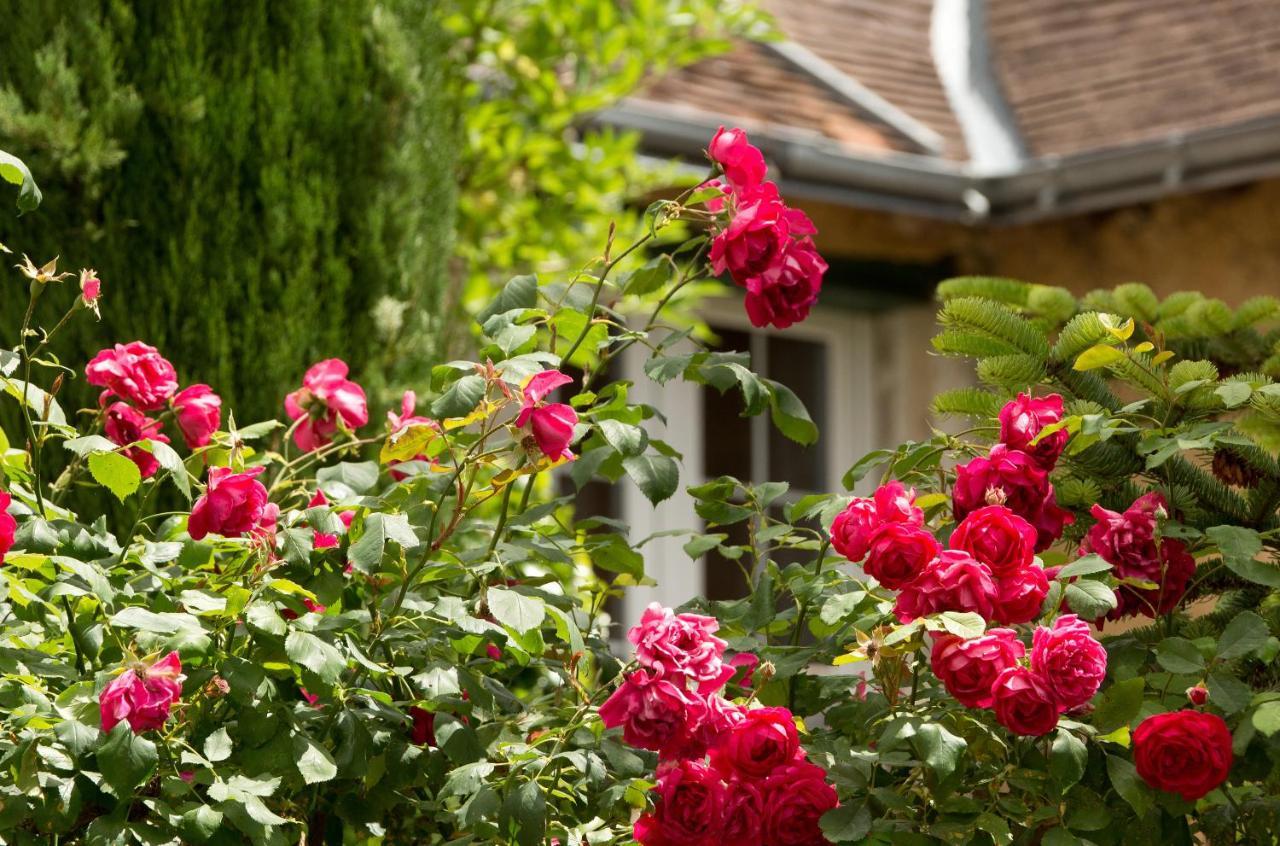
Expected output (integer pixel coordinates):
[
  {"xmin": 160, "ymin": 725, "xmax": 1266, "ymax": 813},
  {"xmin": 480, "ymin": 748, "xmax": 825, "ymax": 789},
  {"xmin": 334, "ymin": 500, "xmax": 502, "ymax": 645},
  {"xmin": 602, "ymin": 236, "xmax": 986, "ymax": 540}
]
[
  {"xmin": 622, "ymin": 453, "xmax": 679, "ymax": 505},
  {"xmin": 767, "ymin": 380, "xmax": 818, "ymax": 445},
  {"xmin": 913, "ymin": 723, "xmax": 966, "ymax": 781},
  {"xmin": 1065, "ymin": 579, "xmax": 1117, "ymax": 619},
  {"xmin": 293, "ymin": 733, "xmax": 337, "ymax": 784},
  {"xmin": 96, "ymin": 723, "xmax": 157, "ymax": 797},
  {"xmin": 1208, "ymin": 525, "xmax": 1280, "ymax": 587},
  {"xmin": 88, "ymin": 451, "xmax": 141, "ymax": 501},
  {"xmin": 1105, "ymin": 755, "xmax": 1152, "ymax": 816},
  {"xmin": 1155, "ymin": 637, "xmax": 1204, "ymax": 674},
  {"xmin": 487, "ymin": 588, "xmax": 545, "ymax": 634},
  {"xmin": 284, "ymin": 631, "xmax": 346, "ymax": 683},
  {"xmin": 204, "ymin": 727, "xmax": 232, "ymax": 762},
  {"xmin": 1093, "ymin": 677, "xmax": 1144, "ymax": 733},
  {"xmin": 1252, "ymin": 701, "xmax": 1280, "ymax": 736},
  {"xmin": 597, "ymin": 419, "xmax": 647, "ymax": 457},
  {"xmin": 1050, "ymin": 729, "xmax": 1087, "ymax": 790},
  {"xmin": 1217, "ymin": 611, "xmax": 1269, "ymax": 660}
]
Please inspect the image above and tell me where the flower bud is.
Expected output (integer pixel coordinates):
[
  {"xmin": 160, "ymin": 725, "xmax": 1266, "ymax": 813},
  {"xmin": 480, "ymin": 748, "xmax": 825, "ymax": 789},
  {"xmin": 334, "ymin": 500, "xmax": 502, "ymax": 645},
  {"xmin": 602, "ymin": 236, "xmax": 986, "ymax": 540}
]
[{"xmin": 1186, "ymin": 683, "xmax": 1209, "ymax": 706}]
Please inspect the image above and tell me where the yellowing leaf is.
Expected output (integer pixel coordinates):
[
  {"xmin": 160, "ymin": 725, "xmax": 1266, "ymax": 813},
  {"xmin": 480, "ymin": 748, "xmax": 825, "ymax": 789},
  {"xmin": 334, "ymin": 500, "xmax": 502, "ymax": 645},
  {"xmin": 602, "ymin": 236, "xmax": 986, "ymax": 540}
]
[
  {"xmin": 380, "ymin": 423, "xmax": 441, "ymax": 464},
  {"xmin": 1134, "ymin": 342, "xmax": 1154, "ymax": 353},
  {"xmin": 1151, "ymin": 350, "xmax": 1176, "ymax": 365},
  {"xmin": 1100, "ymin": 313, "xmax": 1135, "ymax": 341},
  {"xmin": 1073, "ymin": 344, "xmax": 1126, "ymax": 371},
  {"xmin": 913, "ymin": 492, "xmax": 948, "ymax": 509},
  {"xmin": 1095, "ymin": 725, "xmax": 1131, "ymax": 747}
]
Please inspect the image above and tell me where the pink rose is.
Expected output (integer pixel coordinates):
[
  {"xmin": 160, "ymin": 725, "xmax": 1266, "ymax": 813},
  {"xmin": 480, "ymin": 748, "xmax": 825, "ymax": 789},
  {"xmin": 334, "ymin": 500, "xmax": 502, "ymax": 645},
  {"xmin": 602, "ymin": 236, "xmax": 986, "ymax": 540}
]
[
  {"xmin": 930, "ymin": 628, "xmax": 1025, "ymax": 709},
  {"xmin": 708, "ymin": 126, "xmax": 767, "ymax": 193},
  {"xmin": 85, "ymin": 341, "xmax": 178, "ymax": 410},
  {"xmin": 172, "ymin": 384, "xmax": 222, "ymax": 449},
  {"xmin": 516, "ymin": 371, "xmax": 578, "ymax": 462},
  {"xmin": 721, "ymin": 778, "xmax": 765, "ymax": 846},
  {"xmin": 628, "ymin": 603, "xmax": 730, "ymax": 690},
  {"xmin": 711, "ymin": 706, "xmax": 802, "ymax": 779},
  {"xmin": 387, "ymin": 391, "xmax": 440, "ymax": 480},
  {"xmin": 991, "ymin": 666, "xmax": 1059, "ymax": 736},
  {"xmin": 991, "ymin": 563, "xmax": 1050, "ymax": 625},
  {"xmin": 409, "ymin": 706, "xmax": 436, "ymax": 747},
  {"xmin": 600, "ymin": 670, "xmax": 708, "ymax": 759},
  {"xmin": 80, "ymin": 269, "xmax": 102, "ymax": 318},
  {"xmin": 188, "ymin": 466, "xmax": 271, "ymax": 540},
  {"xmin": 894, "ymin": 550, "xmax": 997, "ymax": 623},
  {"xmin": 999, "ymin": 393, "xmax": 1068, "ymax": 470},
  {"xmin": 952, "ymin": 445, "xmax": 1074, "ymax": 551},
  {"xmin": 1081, "ymin": 492, "xmax": 1195, "ymax": 620},
  {"xmin": 1030, "ymin": 614, "xmax": 1107, "ymax": 710},
  {"xmin": 742, "ymin": 237, "xmax": 826, "ymax": 330},
  {"xmin": 0, "ymin": 491, "xmax": 14, "ymax": 563},
  {"xmin": 284, "ymin": 359, "xmax": 369, "ymax": 452},
  {"xmin": 863, "ymin": 523, "xmax": 940, "ymax": 589},
  {"xmin": 829, "ymin": 481, "xmax": 923, "ymax": 563},
  {"xmin": 950, "ymin": 505, "xmax": 1037, "ymax": 577},
  {"xmin": 1133, "ymin": 710, "xmax": 1232, "ymax": 801},
  {"xmin": 281, "ymin": 598, "xmax": 326, "ymax": 621},
  {"xmin": 761, "ymin": 760, "xmax": 838, "ymax": 846},
  {"xmin": 103, "ymin": 401, "xmax": 169, "ymax": 478},
  {"xmin": 308, "ymin": 489, "xmax": 353, "ymax": 549},
  {"xmin": 99, "ymin": 651, "xmax": 185, "ymax": 733},
  {"xmin": 634, "ymin": 759, "xmax": 726, "ymax": 846}
]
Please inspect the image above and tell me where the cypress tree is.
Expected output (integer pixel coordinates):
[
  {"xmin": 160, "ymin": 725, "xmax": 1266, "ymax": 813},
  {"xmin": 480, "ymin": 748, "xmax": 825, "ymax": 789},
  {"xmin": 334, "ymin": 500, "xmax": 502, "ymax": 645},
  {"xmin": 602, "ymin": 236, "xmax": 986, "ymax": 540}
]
[{"xmin": 0, "ymin": 0, "xmax": 456, "ymax": 424}]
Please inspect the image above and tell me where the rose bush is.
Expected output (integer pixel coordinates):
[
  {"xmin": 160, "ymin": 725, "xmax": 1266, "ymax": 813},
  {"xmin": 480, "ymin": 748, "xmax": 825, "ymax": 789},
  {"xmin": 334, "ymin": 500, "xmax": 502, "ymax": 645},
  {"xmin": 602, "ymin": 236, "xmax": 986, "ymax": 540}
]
[
  {"xmin": 665, "ymin": 278, "xmax": 1280, "ymax": 845},
  {"xmin": 0, "ymin": 131, "xmax": 828, "ymax": 844}
]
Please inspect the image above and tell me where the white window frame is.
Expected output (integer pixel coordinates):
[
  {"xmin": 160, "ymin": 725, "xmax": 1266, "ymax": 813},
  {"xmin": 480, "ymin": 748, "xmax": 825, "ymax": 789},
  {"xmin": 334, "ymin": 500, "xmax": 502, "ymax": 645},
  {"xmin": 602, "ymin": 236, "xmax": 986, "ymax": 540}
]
[{"xmin": 614, "ymin": 298, "xmax": 876, "ymax": 635}]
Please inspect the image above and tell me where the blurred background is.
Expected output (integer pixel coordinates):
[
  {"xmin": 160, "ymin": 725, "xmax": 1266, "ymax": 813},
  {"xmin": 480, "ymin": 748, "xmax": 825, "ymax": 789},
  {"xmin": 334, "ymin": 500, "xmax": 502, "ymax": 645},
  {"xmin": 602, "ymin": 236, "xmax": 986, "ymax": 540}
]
[{"xmin": 4, "ymin": 0, "xmax": 1280, "ymax": 617}]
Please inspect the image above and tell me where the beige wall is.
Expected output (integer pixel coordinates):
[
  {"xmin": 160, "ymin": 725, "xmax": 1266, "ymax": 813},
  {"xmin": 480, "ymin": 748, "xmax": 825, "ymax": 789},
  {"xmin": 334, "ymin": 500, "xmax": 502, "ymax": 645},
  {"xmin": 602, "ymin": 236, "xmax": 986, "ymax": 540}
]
[{"xmin": 805, "ymin": 176, "xmax": 1280, "ymax": 303}]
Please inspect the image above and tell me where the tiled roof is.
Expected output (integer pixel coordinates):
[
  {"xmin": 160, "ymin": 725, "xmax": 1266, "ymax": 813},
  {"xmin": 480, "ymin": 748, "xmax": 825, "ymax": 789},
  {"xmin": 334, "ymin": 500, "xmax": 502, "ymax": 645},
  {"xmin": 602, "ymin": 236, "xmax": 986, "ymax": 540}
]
[{"xmin": 632, "ymin": 0, "xmax": 1280, "ymax": 164}]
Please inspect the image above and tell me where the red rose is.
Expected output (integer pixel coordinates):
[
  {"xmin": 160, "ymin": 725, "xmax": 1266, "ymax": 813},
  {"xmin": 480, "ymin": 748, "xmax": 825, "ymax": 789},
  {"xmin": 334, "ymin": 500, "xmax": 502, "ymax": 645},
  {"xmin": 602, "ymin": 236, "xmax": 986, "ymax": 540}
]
[
  {"xmin": 761, "ymin": 760, "xmax": 838, "ymax": 846},
  {"xmin": 708, "ymin": 126, "xmax": 767, "ymax": 192},
  {"xmin": 99, "ymin": 652, "xmax": 185, "ymax": 734},
  {"xmin": 721, "ymin": 779, "xmax": 765, "ymax": 846},
  {"xmin": 863, "ymin": 523, "xmax": 941, "ymax": 590},
  {"xmin": 1081, "ymin": 492, "xmax": 1195, "ymax": 620},
  {"xmin": 1030, "ymin": 614, "xmax": 1107, "ymax": 710},
  {"xmin": 634, "ymin": 759, "xmax": 726, "ymax": 846},
  {"xmin": 103, "ymin": 401, "xmax": 170, "ymax": 479},
  {"xmin": 930, "ymin": 628, "xmax": 1024, "ymax": 709},
  {"xmin": 709, "ymin": 189, "xmax": 793, "ymax": 284},
  {"xmin": 0, "ymin": 491, "xmax": 14, "ymax": 563},
  {"xmin": 950, "ymin": 505, "xmax": 1036, "ymax": 577},
  {"xmin": 600, "ymin": 670, "xmax": 708, "ymax": 759},
  {"xmin": 991, "ymin": 563, "xmax": 1050, "ymax": 625},
  {"xmin": 409, "ymin": 706, "xmax": 436, "ymax": 746},
  {"xmin": 187, "ymin": 466, "xmax": 271, "ymax": 540},
  {"xmin": 173, "ymin": 384, "xmax": 222, "ymax": 449},
  {"xmin": 894, "ymin": 550, "xmax": 997, "ymax": 623},
  {"xmin": 991, "ymin": 666, "xmax": 1059, "ymax": 736},
  {"xmin": 1134, "ymin": 710, "xmax": 1232, "ymax": 801},
  {"xmin": 1187, "ymin": 684, "xmax": 1209, "ymax": 706},
  {"xmin": 85, "ymin": 341, "xmax": 178, "ymax": 410},
  {"xmin": 284, "ymin": 358, "xmax": 369, "ymax": 453},
  {"xmin": 999, "ymin": 393, "xmax": 1068, "ymax": 470},
  {"xmin": 953, "ymin": 445, "xmax": 1074, "ymax": 551},
  {"xmin": 711, "ymin": 706, "xmax": 802, "ymax": 779},
  {"xmin": 829, "ymin": 482, "xmax": 922, "ymax": 563},
  {"xmin": 742, "ymin": 237, "xmax": 826, "ymax": 330}
]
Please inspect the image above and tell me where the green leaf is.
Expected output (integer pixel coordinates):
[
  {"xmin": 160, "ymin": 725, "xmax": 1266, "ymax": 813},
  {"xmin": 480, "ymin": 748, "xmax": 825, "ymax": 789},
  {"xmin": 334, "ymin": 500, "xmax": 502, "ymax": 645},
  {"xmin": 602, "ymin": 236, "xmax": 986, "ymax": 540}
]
[
  {"xmin": 432, "ymin": 374, "xmax": 486, "ymax": 418},
  {"xmin": 622, "ymin": 454, "xmax": 679, "ymax": 505},
  {"xmin": 820, "ymin": 803, "xmax": 872, "ymax": 843},
  {"xmin": 1056, "ymin": 554, "xmax": 1112, "ymax": 579},
  {"xmin": 204, "ymin": 727, "xmax": 232, "ymax": 763},
  {"xmin": 1207, "ymin": 525, "xmax": 1280, "ymax": 587},
  {"xmin": 1207, "ymin": 671, "xmax": 1252, "ymax": 714},
  {"xmin": 284, "ymin": 631, "xmax": 346, "ymax": 683},
  {"xmin": 316, "ymin": 461, "xmax": 380, "ymax": 496},
  {"xmin": 936, "ymin": 611, "xmax": 986, "ymax": 639},
  {"xmin": 54, "ymin": 720, "xmax": 99, "ymax": 758},
  {"xmin": 487, "ymin": 588, "xmax": 546, "ymax": 634},
  {"xmin": 1065, "ymin": 579, "xmax": 1117, "ymax": 619},
  {"xmin": 63, "ymin": 435, "xmax": 119, "ymax": 457},
  {"xmin": 293, "ymin": 733, "xmax": 337, "ymax": 784},
  {"xmin": 478, "ymin": 274, "xmax": 537, "ymax": 323},
  {"xmin": 88, "ymin": 451, "xmax": 141, "ymax": 502},
  {"xmin": 1215, "ymin": 382, "xmax": 1253, "ymax": 407},
  {"xmin": 1050, "ymin": 729, "xmax": 1088, "ymax": 790},
  {"xmin": 1252, "ymin": 701, "xmax": 1280, "ymax": 736},
  {"xmin": 1155, "ymin": 637, "xmax": 1205, "ymax": 674},
  {"xmin": 598, "ymin": 419, "xmax": 647, "ymax": 457},
  {"xmin": 500, "ymin": 780, "xmax": 546, "ymax": 846},
  {"xmin": 1105, "ymin": 755, "xmax": 1152, "ymax": 816},
  {"xmin": 151, "ymin": 440, "xmax": 191, "ymax": 500},
  {"xmin": 180, "ymin": 805, "xmax": 224, "ymax": 841},
  {"xmin": 621, "ymin": 256, "xmax": 673, "ymax": 297},
  {"xmin": 1217, "ymin": 611, "xmax": 1269, "ymax": 660},
  {"xmin": 913, "ymin": 722, "xmax": 966, "ymax": 781},
  {"xmin": 0, "ymin": 149, "xmax": 41, "ymax": 212},
  {"xmin": 842, "ymin": 449, "xmax": 894, "ymax": 490},
  {"xmin": 1093, "ymin": 677, "xmax": 1144, "ymax": 733},
  {"xmin": 767, "ymin": 380, "xmax": 818, "ymax": 445},
  {"xmin": 1041, "ymin": 827, "xmax": 1082, "ymax": 846},
  {"xmin": 96, "ymin": 723, "xmax": 158, "ymax": 797},
  {"xmin": 1074, "ymin": 344, "xmax": 1125, "ymax": 371}
]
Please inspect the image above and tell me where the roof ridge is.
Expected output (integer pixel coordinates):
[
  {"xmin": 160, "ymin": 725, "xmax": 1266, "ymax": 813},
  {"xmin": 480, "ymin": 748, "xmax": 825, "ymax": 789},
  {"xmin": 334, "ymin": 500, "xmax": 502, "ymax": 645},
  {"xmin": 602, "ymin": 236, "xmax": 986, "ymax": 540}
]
[{"xmin": 760, "ymin": 39, "xmax": 947, "ymax": 156}]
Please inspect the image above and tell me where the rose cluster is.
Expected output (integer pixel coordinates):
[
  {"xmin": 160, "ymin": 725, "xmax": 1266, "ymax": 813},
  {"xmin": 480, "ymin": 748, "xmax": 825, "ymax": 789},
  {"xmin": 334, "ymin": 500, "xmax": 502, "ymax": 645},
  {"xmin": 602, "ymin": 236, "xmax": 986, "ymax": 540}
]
[
  {"xmin": 85, "ymin": 341, "xmax": 223, "ymax": 477},
  {"xmin": 1078, "ymin": 491, "xmax": 1195, "ymax": 621},
  {"xmin": 831, "ymin": 483, "xmax": 1049, "ymax": 627},
  {"xmin": 931, "ymin": 614, "xmax": 1107, "ymax": 736},
  {"xmin": 601, "ymin": 604, "xmax": 837, "ymax": 846},
  {"xmin": 953, "ymin": 393, "xmax": 1074, "ymax": 551},
  {"xmin": 706, "ymin": 127, "xmax": 826, "ymax": 330}
]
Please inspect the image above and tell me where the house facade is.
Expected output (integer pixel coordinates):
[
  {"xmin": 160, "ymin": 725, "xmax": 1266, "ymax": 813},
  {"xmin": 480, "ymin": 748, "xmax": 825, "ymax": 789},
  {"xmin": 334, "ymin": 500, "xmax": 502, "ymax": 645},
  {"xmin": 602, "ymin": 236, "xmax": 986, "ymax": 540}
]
[{"xmin": 596, "ymin": 0, "xmax": 1280, "ymax": 626}]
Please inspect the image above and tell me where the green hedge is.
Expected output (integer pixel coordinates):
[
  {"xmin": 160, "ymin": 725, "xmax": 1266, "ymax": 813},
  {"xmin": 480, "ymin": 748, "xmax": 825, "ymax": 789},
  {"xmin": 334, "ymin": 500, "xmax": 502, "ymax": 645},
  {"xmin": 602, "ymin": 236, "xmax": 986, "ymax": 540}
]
[{"xmin": 0, "ymin": 0, "xmax": 456, "ymax": 423}]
